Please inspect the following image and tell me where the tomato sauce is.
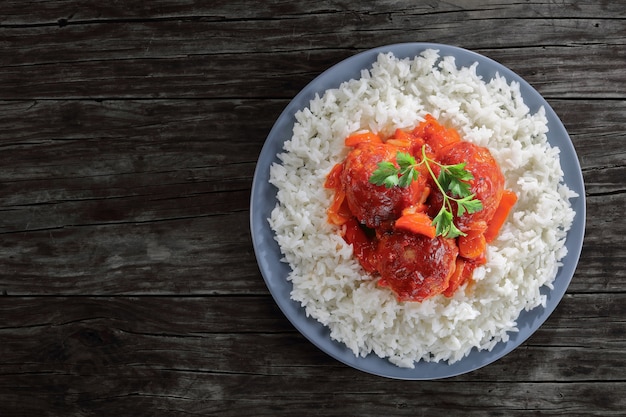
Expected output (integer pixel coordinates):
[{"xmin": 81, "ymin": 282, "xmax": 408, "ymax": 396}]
[
  {"xmin": 325, "ymin": 115, "xmax": 516, "ymax": 302},
  {"xmin": 342, "ymin": 142, "xmax": 427, "ymax": 229},
  {"xmin": 427, "ymin": 141, "xmax": 505, "ymax": 234}
]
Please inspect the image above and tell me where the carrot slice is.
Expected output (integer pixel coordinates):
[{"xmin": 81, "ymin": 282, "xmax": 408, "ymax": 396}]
[
  {"xmin": 458, "ymin": 229, "xmax": 486, "ymax": 259},
  {"xmin": 344, "ymin": 131, "xmax": 382, "ymax": 147},
  {"xmin": 385, "ymin": 138, "xmax": 412, "ymax": 148},
  {"xmin": 395, "ymin": 212, "xmax": 436, "ymax": 239},
  {"xmin": 443, "ymin": 258, "xmax": 476, "ymax": 297},
  {"xmin": 324, "ymin": 163, "xmax": 343, "ymax": 189},
  {"xmin": 393, "ymin": 128, "xmax": 413, "ymax": 141},
  {"xmin": 327, "ymin": 189, "xmax": 351, "ymax": 226},
  {"xmin": 411, "ymin": 114, "xmax": 461, "ymax": 155},
  {"xmin": 325, "ymin": 164, "xmax": 351, "ymax": 226},
  {"xmin": 387, "ymin": 128, "xmax": 414, "ymax": 148},
  {"xmin": 443, "ymin": 258, "xmax": 465, "ymax": 297},
  {"xmin": 484, "ymin": 189, "xmax": 518, "ymax": 243}
]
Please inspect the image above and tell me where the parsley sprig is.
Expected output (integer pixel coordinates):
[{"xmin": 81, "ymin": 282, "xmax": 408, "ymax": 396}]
[{"xmin": 369, "ymin": 145, "xmax": 483, "ymax": 238}]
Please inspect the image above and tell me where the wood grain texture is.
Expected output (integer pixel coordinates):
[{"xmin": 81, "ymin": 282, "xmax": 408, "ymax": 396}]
[
  {"xmin": 0, "ymin": 1, "xmax": 624, "ymax": 416},
  {"xmin": 0, "ymin": 2, "xmax": 624, "ymax": 99},
  {"xmin": 1, "ymin": 295, "xmax": 625, "ymax": 415},
  {"xmin": 0, "ymin": 98, "xmax": 623, "ymax": 295}
]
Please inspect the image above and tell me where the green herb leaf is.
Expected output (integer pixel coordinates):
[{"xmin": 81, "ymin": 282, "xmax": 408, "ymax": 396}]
[
  {"xmin": 396, "ymin": 152, "xmax": 419, "ymax": 187},
  {"xmin": 456, "ymin": 194, "xmax": 484, "ymax": 216},
  {"xmin": 438, "ymin": 163, "xmax": 473, "ymax": 198},
  {"xmin": 418, "ymin": 145, "xmax": 482, "ymax": 238},
  {"xmin": 448, "ymin": 175, "xmax": 473, "ymax": 198},
  {"xmin": 432, "ymin": 207, "xmax": 464, "ymax": 239},
  {"xmin": 398, "ymin": 166, "xmax": 418, "ymax": 188},
  {"xmin": 432, "ymin": 207, "xmax": 452, "ymax": 237},
  {"xmin": 368, "ymin": 143, "xmax": 484, "ymax": 238},
  {"xmin": 369, "ymin": 152, "xmax": 420, "ymax": 189},
  {"xmin": 396, "ymin": 152, "xmax": 416, "ymax": 169},
  {"xmin": 383, "ymin": 174, "xmax": 400, "ymax": 188},
  {"xmin": 369, "ymin": 161, "xmax": 399, "ymax": 188},
  {"xmin": 446, "ymin": 162, "xmax": 473, "ymax": 181}
]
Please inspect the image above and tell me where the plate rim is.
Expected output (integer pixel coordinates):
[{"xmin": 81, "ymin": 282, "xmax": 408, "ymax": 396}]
[{"xmin": 250, "ymin": 42, "xmax": 586, "ymax": 380}]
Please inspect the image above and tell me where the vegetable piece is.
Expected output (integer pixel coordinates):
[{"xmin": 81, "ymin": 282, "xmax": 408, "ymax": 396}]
[
  {"xmin": 327, "ymin": 189, "xmax": 351, "ymax": 225},
  {"xmin": 386, "ymin": 128, "xmax": 421, "ymax": 149},
  {"xmin": 325, "ymin": 163, "xmax": 351, "ymax": 225},
  {"xmin": 369, "ymin": 151, "xmax": 419, "ymax": 189},
  {"xmin": 345, "ymin": 131, "xmax": 382, "ymax": 147},
  {"xmin": 411, "ymin": 114, "xmax": 460, "ymax": 154},
  {"xmin": 458, "ymin": 229, "xmax": 486, "ymax": 259},
  {"xmin": 369, "ymin": 146, "xmax": 483, "ymax": 239},
  {"xmin": 484, "ymin": 189, "xmax": 518, "ymax": 243},
  {"xmin": 443, "ymin": 258, "xmax": 471, "ymax": 297},
  {"xmin": 396, "ymin": 152, "xmax": 420, "ymax": 188},
  {"xmin": 395, "ymin": 212, "xmax": 437, "ymax": 239},
  {"xmin": 368, "ymin": 160, "xmax": 400, "ymax": 188},
  {"xmin": 324, "ymin": 162, "xmax": 343, "ymax": 189},
  {"xmin": 342, "ymin": 218, "xmax": 378, "ymax": 273},
  {"xmin": 393, "ymin": 128, "xmax": 413, "ymax": 141}
]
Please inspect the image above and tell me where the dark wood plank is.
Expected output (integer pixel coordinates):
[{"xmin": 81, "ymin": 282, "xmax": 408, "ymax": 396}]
[
  {"xmin": 0, "ymin": 45, "xmax": 622, "ymax": 100},
  {"xmin": 0, "ymin": 1, "xmax": 624, "ymax": 415},
  {"xmin": 1, "ymin": 0, "xmax": 624, "ymax": 24},
  {"xmin": 0, "ymin": 98, "xmax": 277, "ymax": 295},
  {"xmin": 0, "ymin": 295, "xmax": 624, "ymax": 415},
  {"xmin": 0, "ymin": 294, "xmax": 624, "ymax": 378},
  {"xmin": 0, "ymin": 5, "xmax": 623, "ymax": 99},
  {"xmin": 0, "ymin": 98, "xmax": 623, "ymax": 295},
  {"xmin": 2, "ymin": 376, "xmax": 624, "ymax": 416},
  {"xmin": 3, "ymin": 371, "xmax": 623, "ymax": 417},
  {"xmin": 0, "ymin": 213, "xmax": 267, "ymax": 296}
]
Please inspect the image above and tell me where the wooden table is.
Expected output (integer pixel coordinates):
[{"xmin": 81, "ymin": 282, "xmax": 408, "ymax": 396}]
[{"xmin": 1, "ymin": 1, "xmax": 624, "ymax": 415}]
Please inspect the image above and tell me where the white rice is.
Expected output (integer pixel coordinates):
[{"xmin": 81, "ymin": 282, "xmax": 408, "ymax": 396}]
[{"xmin": 268, "ymin": 50, "xmax": 577, "ymax": 368}]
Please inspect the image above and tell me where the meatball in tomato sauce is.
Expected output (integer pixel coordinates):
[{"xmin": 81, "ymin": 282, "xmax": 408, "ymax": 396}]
[
  {"xmin": 376, "ymin": 231, "xmax": 458, "ymax": 302},
  {"xmin": 428, "ymin": 141, "xmax": 504, "ymax": 232},
  {"xmin": 341, "ymin": 142, "xmax": 425, "ymax": 229}
]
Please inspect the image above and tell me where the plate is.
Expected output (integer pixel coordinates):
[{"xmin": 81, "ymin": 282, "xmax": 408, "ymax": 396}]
[{"xmin": 250, "ymin": 43, "xmax": 586, "ymax": 380}]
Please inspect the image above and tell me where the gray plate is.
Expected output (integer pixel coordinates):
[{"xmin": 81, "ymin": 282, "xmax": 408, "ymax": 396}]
[{"xmin": 250, "ymin": 43, "xmax": 586, "ymax": 380}]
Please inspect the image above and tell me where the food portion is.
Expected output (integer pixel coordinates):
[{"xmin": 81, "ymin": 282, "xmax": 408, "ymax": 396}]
[
  {"xmin": 268, "ymin": 50, "xmax": 577, "ymax": 367},
  {"xmin": 325, "ymin": 116, "xmax": 517, "ymax": 302},
  {"xmin": 377, "ymin": 231, "xmax": 458, "ymax": 302}
]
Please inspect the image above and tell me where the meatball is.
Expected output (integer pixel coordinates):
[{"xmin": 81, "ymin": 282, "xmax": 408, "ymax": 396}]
[
  {"xmin": 427, "ymin": 141, "xmax": 504, "ymax": 232},
  {"xmin": 376, "ymin": 231, "xmax": 458, "ymax": 302},
  {"xmin": 342, "ymin": 143, "xmax": 424, "ymax": 229}
]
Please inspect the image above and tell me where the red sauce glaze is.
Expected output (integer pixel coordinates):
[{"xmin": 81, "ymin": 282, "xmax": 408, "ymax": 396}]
[
  {"xmin": 325, "ymin": 115, "xmax": 514, "ymax": 302},
  {"xmin": 377, "ymin": 232, "xmax": 458, "ymax": 302},
  {"xmin": 427, "ymin": 141, "xmax": 505, "ymax": 233},
  {"xmin": 341, "ymin": 142, "xmax": 426, "ymax": 229},
  {"xmin": 342, "ymin": 218, "xmax": 379, "ymax": 273}
]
